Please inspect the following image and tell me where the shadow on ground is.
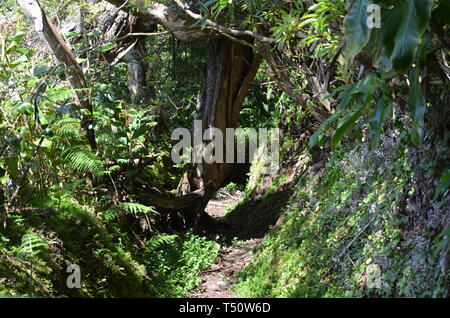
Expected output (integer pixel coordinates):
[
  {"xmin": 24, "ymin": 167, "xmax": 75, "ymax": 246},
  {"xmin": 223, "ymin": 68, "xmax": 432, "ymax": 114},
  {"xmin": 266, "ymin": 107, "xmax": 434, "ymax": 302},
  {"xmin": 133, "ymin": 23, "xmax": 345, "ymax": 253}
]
[{"xmin": 196, "ymin": 184, "xmax": 294, "ymax": 242}]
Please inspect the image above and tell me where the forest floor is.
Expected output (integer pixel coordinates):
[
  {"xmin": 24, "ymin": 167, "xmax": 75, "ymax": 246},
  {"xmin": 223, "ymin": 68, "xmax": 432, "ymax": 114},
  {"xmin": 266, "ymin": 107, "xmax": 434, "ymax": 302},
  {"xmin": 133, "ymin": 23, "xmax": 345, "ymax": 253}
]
[
  {"xmin": 189, "ymin": 182, "xmax": 293, "ymax": 298},
  {"xmin": 189, "ymin": 191, "xmax": 261, "ymax": 298}
]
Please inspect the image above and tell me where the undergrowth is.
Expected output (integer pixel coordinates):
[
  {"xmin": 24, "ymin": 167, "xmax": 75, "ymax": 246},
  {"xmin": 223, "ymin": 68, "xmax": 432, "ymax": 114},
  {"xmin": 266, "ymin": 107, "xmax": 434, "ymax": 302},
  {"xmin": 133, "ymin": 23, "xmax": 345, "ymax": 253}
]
[
  {"xmin": 234, "ymin": 129, "xmax": 449, "ymax": 298},
  {"xmin": 0, "ymin": 194, "xmax": 220, "ymax": 298}
]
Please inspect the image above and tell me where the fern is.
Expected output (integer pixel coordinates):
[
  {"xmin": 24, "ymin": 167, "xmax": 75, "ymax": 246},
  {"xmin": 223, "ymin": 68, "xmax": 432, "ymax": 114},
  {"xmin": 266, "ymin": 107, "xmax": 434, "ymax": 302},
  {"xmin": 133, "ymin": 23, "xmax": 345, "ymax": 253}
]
[
  {"xmin": 55, "ymin": 118, "xmax": 83, "ymax": 139},
  {"xmin": 120, "ymin": 202, "xmax": 157, "ymax": 214},
  {"xmin": 17, "ymin": 233, "xmax": 48, "ymax": 260},
  {"xmin": 62, "ymin": 146, "xmax": 104, "ymax": 175},
  {"xmin": 146, "ymin": 233, "xmax": 178, "ymax": 251},
  {"xmin": 103, "ymin": 202, "xmax": 158, "ymax": 221},
  {"xmin": 46, "ymin": 87, "xmax": 76, "ymax": 103}
]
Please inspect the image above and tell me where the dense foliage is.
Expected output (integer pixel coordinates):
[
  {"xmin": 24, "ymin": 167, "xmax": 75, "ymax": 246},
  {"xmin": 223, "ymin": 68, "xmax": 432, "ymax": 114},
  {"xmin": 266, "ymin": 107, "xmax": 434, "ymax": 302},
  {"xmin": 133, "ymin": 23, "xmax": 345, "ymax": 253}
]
[{"xmin": 0, "ymin": 0, "xmax": 448, "ymax": 297}]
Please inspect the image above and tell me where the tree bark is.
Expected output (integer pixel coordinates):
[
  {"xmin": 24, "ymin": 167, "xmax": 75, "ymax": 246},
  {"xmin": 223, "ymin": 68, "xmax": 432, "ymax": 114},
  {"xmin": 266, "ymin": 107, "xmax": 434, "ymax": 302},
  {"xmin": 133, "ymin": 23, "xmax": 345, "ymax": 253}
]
[
  {"xmin": 126, "ymin": 38, "xmax": 148, "ymax": 103},
  {"xmin": 104, "ymin": 0, "xmax": 275, "ymax": 45},
  {"xmin": 95, "ymin": 6, "xmax": 156, "ymax": 103},
  {"xmin": 180, "ymin": 38, "xmax": 262, "ymax": 225}
]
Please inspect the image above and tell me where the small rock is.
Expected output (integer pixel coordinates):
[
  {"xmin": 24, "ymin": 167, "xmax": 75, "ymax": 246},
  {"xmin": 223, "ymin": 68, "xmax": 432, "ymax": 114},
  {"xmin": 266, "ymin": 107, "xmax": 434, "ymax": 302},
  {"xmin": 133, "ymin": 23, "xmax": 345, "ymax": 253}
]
[{"xmin": 217, "ymin": 280, "xmax": 228, "ymax": 287}]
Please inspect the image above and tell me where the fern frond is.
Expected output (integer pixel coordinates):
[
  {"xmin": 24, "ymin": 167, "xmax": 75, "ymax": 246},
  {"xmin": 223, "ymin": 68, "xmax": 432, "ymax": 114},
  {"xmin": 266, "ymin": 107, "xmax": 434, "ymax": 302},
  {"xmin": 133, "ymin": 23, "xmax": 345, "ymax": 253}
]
[
  {"xmin": 103, "ymin": 202, "xmax": 158, "ymax": 221},
  {"xmin": 146, "ymin": 233, "xmax": 178, "ymax": 251},
  {"xmin": 62, "ymin": 146, "xmax": 104, "ymax": 175},
  {"xmin": 55, "ymin": 118, "xmax": 83, "ymax": 139},
  {"xmin": 17, "ymin": 233, "xmax": 48, "ymax": 260},
  {"xmin": 120, "ymin": 202, "xmax": 157, "ymax": 215}
]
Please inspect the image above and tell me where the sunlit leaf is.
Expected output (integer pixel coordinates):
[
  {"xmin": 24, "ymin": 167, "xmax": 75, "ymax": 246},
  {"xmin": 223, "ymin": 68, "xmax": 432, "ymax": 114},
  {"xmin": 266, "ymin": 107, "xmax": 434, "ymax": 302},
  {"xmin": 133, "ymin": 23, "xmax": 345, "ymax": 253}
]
[{"xmin": 99, "ymin": 42, "xmax": 115, "ymax": 52}]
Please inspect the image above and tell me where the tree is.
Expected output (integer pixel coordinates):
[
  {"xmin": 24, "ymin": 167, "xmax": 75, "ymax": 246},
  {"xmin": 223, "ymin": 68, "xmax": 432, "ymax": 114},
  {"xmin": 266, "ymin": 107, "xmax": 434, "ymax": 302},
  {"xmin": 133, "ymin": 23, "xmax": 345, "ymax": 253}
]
[
  {"xmin": 19, "ymin": 0, "xmax": 97, "ymax": 150},
  {"xmin": 19, "ymin": 0, "xmax": 271, "ymax": 225},
  {"xmin": 19, "ymin": 0, "xmax": 447, "ymax": 228}
]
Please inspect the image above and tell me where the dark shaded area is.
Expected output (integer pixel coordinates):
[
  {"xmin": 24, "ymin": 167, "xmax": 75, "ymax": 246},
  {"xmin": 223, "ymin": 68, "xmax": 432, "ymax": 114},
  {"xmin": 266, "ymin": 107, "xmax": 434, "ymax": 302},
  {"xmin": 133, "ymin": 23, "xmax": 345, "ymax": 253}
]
[
  {"xmin": 0, "ymin": 205, "xmax": 150, "ymax": 297},
  {"xmin": 195, "ymin": 180, "xmax": 296, "ymax": 243}
]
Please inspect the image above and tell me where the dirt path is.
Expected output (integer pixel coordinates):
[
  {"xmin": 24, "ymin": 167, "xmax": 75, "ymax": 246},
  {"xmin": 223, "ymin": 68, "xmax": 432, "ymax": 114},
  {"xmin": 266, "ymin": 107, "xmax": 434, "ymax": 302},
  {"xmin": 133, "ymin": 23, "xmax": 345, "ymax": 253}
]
[
  {"xmin": 190, "ymin": 238, "xmax": 261, "ymax": 298},
  {"xmin": 189, "ymin": 191, "xmax": 262, "ymax": 298}
]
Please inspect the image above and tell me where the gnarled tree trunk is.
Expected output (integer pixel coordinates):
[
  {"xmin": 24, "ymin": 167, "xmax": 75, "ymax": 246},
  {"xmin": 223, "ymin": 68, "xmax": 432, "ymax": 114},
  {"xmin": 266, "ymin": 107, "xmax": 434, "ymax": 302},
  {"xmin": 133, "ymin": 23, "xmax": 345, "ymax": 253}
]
[
  {"xmin": 179, "ymin": 38, "xmax": 261, "ymax": 226},
  {"xmin": 23, "ymin": 0, "xmax": 265, "ymax": 227}
]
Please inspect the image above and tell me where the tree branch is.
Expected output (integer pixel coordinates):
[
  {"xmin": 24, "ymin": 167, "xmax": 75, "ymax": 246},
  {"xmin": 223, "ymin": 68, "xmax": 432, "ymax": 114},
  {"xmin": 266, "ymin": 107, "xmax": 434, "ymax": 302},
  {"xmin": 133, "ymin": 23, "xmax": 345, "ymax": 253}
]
[
  {"xmin": 104, "ymin": 0, "xmax": 211, "ymax": 42},
  {"xmin": 19, "ymin": 0, "xmax": 97, "ymax": 150},
  {"xmin": 76, "ymin": 31, "xmax": 170, "ymax": 55},
  {"xmin": 173, "ymin": 0, "xmax": 276, "ymax": 44},
  {"xmin": 135, "ymin": 180, "xmax": 207, "ymax": 210},
  {"xmin": 104, "ymin": 0, "xmax": 276, "ymax": 45}
]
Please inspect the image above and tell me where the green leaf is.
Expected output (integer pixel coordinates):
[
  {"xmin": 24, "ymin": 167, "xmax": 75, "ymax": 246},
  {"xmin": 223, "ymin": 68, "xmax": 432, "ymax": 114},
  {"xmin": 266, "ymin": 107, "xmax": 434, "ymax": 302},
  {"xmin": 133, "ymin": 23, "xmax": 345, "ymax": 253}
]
[
  {"xmin": 311, "ymin": 74, "xmax": 381, "ymax": 149},
  {"xmin": 354, "ymin": 121, "xmax": 363, "ymax": 142},
  {"xmin": 408, "ymin": 66, "xmax": 426, "ymax": 146},
  {"xmin": 343, "ymin": 0, "xmax": 373, "ymax": 64},
  {"xmin": 26, "ymin": 77, "xmax": 39, "ymax": 88},
  {"xmin": 308, "ymin": 110, "xmax": 341, "ymax": 148},
  {"xmin": 4, "ymin": 156, "xmax": 19, "ymax": 179},
  {"xmin": 10, "ymin": 55, "xmax": 28, "ymax": 68},
  {"xmin": 37, "ymin": 138, "xmax": 53, "ymax": 149},
  {"xmin": 34, "ymin": 65, "xmax": 51, "ymax": 77},
  {"xmin": 62, "ymin": 146, "xmax": 104, "ymax": 175},
  {"xmin": 17, "ymin": 233, "xmax": 48, "ymax": 260},
  {"xmin": 146, "ymin": 234, "xmax": 178, "ymax": 251},
  {"xmin": 365, "ymin": 5, "xmax": 404, "ymax": 72},
  {"xmin": 99, "ymin": 42, "xmax": 115, "ymax": 52},
  {"xmin": 17, "ymin": 102, "xmax": 33, "ymax": 115},
  {"xmin": 352, "ymin": 73, "xmax": 383, "ymax": 95},
  {"xmin": 46, "ymin": 87, "xmax": 75, "ymax": 103},
  {"xmin": 390, "ymin": 0, "xmax": 433, "ymax": 73},
  {"xmin": 6, "ymin": 137, "xmax": 21, "ymax": 150},
  {"xmin": 369, "ymin": 93, "xmax": 392, "ymax": 149},
  {"xmin": 434, "ymin": 172, "xmax": 450, "ymax": 200},
  {"xmin": 131, "ymin": 146, "xmax": 149, "ymax": 158},
  {"xmin": 309, "ymin": 126, "xmax": 324, "ymax": 149},
  {"xmin": 433, "ymin": 227, "xmax": 450, "ymax": 258},
  {"xmin": 104, "ymin": 202, "xmax": 157, "ymax": 221},
  {"xmin": 298, "ymin": 17, "xmax": 318, "ymax": 28},
  {"xmin": 131, "ymin": 122, "xmax": 156, "ymax": 140},
  {"xmin": 132, "ymin": 125, "xmax": 147, "ymax": 139},
  {"xmin": 331, "ymin": 101, "xmax": 368, "ymax": 149}
]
